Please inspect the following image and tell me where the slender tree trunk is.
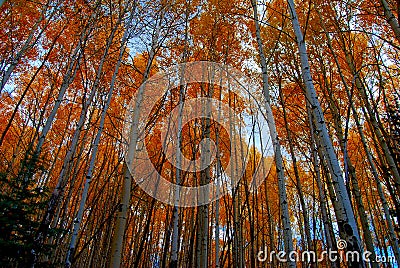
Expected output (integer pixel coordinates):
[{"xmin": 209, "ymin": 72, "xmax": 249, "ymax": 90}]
[
  {"xmin": 324, "ymin": 13, "xmax": 400, "ymax": 260},
  {"xmin": 214, "ymin": 68, "xmax": 224, "ymax": 268},
  {"xmin": 236, "ymin": 106, "xmax": 246, "ymax": 268},
  {"xmin": 226, "ymin": 85, "xmax": 241, "ymax": 268},
  {"xmin": 316, "ymin": 14, "xmax": 380, "ymax": 265},
  {"xmin": 278, "ymin": 78, "xmax": 313, "ymax": 256},
  {"xmin": 109, "ymin": 9, "xmax": 163, "ymax": 266},
  {"xmin": 380, "ymin": 0, "xmax": 400, "ymax": 41},
  {"xmin": 31, "ymin": 5, "xmax": 102, "ymax": 264},
  {"xmin": 198, "ymin": 81, "xmax": 214, "ymax": 268},
  {"xmin": 257, "ymin": 119, "xmax": 275, "ymax": 263},
  {"xmin": 287, "ymin": 2, "xmax": 363, "ymax": 266},
  {"xmin": 307, "ymin": 108, "xmax": 335, "ymax": 264},
  {"xmin": 26, "ymin": 0, "xmax": 102, "ymax": 190},
  {"xmin": 170, "ymin": 4, "xmax": 190, "ymax": 266},
  {"xmin": 250, "ymin": 1, "xmax": 295, "ymax": 266},
  {"xmin": 65, "ymin": 6, "xmax": 134, "ymax": 266}
]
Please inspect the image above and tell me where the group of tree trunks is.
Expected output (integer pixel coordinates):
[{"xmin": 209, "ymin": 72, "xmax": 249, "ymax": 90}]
[{"xmin": 0, "ymin": 0, "xmax": 399, "ymax": 267}]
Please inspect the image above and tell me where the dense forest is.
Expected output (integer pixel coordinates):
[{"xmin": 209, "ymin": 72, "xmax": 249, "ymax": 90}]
[{"xmin": 0, "ymin": 0, "xmax": 399, "ymax": 267}]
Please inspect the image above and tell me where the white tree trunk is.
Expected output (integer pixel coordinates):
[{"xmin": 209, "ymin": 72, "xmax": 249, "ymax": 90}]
[
  {"xmin": 32, "ymin": 1, "xmax": 101, "ymax": 162},
  {"xmin": 316, "ymin": 13, "xmax": 380, "ymax": 265},
  {"xmin": 287, "ymin": 0, "xmax": 363, "ymax": 259},
  {"xmin": 65, "ymin": 5, "xmax": 134, "ymax": 266},
  {"xmin": 109, "ymin": 8, "xmax": 164, "ymax": 266},
  {"xmin": 31, "ymin": 5, "xmax": 101, "ymax": 263},
  {"xmin": 250, "ymin": 1, "xmax": 295, "ymax": 266},
  {"xmin": 307, "ymin": 110, "xmax": 336, "ymax": 267},
  {"xmin": 0, "ymin": 0, "xmax": 56, "ymax": 92},
  {"xmin": 170, "ymin": 6, "xmax": 190, "ymax": 266}
]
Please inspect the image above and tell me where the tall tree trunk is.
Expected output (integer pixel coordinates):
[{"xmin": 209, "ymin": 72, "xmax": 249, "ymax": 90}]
[
  {"xmin": 250, "ymin": 1, "xmax": 295, "ymax": 266},
  {"xmin": 170, "ymin": 4, "xmax": 190, "ymax": 266},
  {"xmin": 213, "ymin": 66, "xmax": 224, "ymax": 268},
  {"xmin": 109, "ymin": 8, "xmax": 164, "ymax": 266},
  {"xmin": 26, "ymin": 0, "xmax": 102, "ymax": 191},
  {"xmin": 257, "ymin": 119, "xmax": 275, "ymax": 264},
  {"xmin": 65, "ymin": 5, "xmax": 134, "ymax": 266},
  {"xmin": 307, "ymin": 106, "xmax": 336, "ymax": 267},
  {"xmin": 226, "ymin": 88, "xmax": 242, "ymax": 268},
  {"xmin": 287, "ymin": 1, "xmax": 363, "ymax": 266},
  {"xmin": 316, "ymin": 13, "xmax": 379, "ymax": 265},
  {"xmin": 197, "ymin": 80, "xmax": 215, "ymax": 268},
  {"xmin": 278, "ymin": 78, "xmax": 314, "ymax": 265},
  {"xmin": 31, "ymin": 4, "xmax": 102, "ymax": 264},
  {"xmin": 328, "ymin": 10, "xmax": 400, "ymax": 256}
]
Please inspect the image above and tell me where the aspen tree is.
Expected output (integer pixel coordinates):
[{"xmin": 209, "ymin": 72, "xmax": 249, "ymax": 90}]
[
  {"xmin": 65, "ymin": 3, "xmax": 135, "ymax": 266},
  {"xmin": 318, "ymin": 12, "xmax": 400, "ymax": 262},
  {"xmin": 278, "ymin": 78, "xmax": 314, "ymax": 260},
  {"xmin": 287, "ymin": 1, "xmax": 363, "ymax": 266},
  {"xmin": 307, "ymin": 108, "xmax": 337, "ymax": 268},
  {"xmin": 314, "ymin": 12, "xmax": 379, "ymax": 265},
  {"xmin": 170, "ymin": 2, "xmax": 190, "ymax": 266},
  {"xmin": 109, "ymin": 3, "xmax": 167, "ymax": 265},
  {"xmin": 380, "ymin": 0, "xmax": 400, "ymax": 41},
  {"xmin": 250, "ymin": 1, "xmax": 295, "ymax": 266},
  {"xmin": 32, "ymin": 2, "xmax": 102, "ymax": 263}
]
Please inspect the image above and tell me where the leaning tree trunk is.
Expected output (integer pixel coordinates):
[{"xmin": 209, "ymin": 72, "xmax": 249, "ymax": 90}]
[
  {"xmin": 65, "ymin": 5, "xmax": 134, "ymax": 267},
  {"xmin": 323, "ymin": 20, "xmax": 400, "ymax": 261},
  {"xmin": 287, "ymin": 0, "xmax": 363, "ymax": 266},
  {"xmin": 380, "ymin": 0, "xmax": 400, "ymax": 42},
  {"xmin": 227, "ymin": 91, "xmax": 242, "ymax": 268},
  {"xmin": 26, "ymin": 0, "xmax": 102, "ymax": 188},
  {"xmin": 109, "ymin": 9, "xmax": 164, "ymax": 266},
  {"xmin": 315, "ymin": 13, "xmax": 380, "ymax": 265},
  {"xmin": 307, "ymin": 107, "xmax": 337, "ymax": 268},
  {"xmin": 250, "ymin": 1, "xmax": 295, "ymax": 266},
  {"xmin": 31, "ymin": 3, "xmax": 101, "ymax": 264},
  {"xmin": 278, "ymin": 80, "xmax": 314, "ymax": 263}
]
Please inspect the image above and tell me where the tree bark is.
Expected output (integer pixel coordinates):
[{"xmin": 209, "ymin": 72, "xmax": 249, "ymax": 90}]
[
  {"xmin": 380, "ymin": 0, "xmax": 400, "ymax": 42},
  {"xmin": 65, "ymin": 5, "xmax": 134, "ymax": 266},
  {"xmin": 31, "ymin": 3, "xmax": 102, "ymax": 263},
  {"xmin": 109, "ymin": 6, "xmax": 164, "ymax": 266},
  {"xmin": 287, "ymin": 2, "xmax": 363, "ymax": 266},
  {"xmin": 251, "ymin": 1, "xmax": 295, "ymax": 266},
  {"xmin": 170, "ymin": 4, "xmax": 190, "ymax": 266}
]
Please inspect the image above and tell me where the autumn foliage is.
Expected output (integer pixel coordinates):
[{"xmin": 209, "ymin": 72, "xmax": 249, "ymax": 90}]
[{"xmin": 0, "ymin": 0, "xmax": 399, "ymax": 267}]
